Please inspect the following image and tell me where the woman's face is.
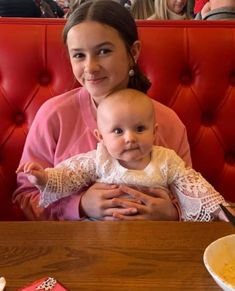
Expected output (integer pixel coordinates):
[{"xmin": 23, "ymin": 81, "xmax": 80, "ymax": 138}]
[
  {"xmin": 167, "ymin": 0, "xmax": 187, "ymax": 14},
  {"xmin": 67, "ymin": 21, "xmax": 139, "ymax": 105}
]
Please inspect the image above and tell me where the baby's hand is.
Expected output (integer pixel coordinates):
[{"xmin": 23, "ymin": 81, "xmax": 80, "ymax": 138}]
[{"xmin": 16, "ymin": 162, "xmax": 48, "ymax": 188}]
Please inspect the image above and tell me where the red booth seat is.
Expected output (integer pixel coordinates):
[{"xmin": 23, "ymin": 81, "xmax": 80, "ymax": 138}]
[{"xmin": 0, "ymin": 18, "xmax": 234, "ymax": 220}]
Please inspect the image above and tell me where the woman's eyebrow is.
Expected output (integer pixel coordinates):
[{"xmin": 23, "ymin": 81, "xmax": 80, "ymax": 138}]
[{"xmin": 69, "ymin": 42, "xmax": 115, "ymax": 52}]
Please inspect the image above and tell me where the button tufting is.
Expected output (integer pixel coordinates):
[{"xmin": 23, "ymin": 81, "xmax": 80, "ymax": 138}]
[
  {"xmin": 180, "ymin": 69, "xmax": 192, "ymax": 85},
  {"xmin": 224, "ymin": 152, "xmax": 235, "ymax": 165},
  {"xmin": 229, "ymin": 72, "xmax": 235, "ymax": 86},
  {"xmin": 201, "ymin": 112, "xmax": 215, "ymax": 126},
  {"xmin": 38, "ymin": 71, "xmax": 51, "ymax": 86},
  {"xmin": 13, "ymin": 112, "xmax": 25, "ymax": 125}
]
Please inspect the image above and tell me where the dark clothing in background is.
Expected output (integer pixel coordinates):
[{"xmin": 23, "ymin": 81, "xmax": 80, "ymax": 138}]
[
  {"xmin": 0, "ymin": 0, "xmax": 41, "ymax": 17},
  {"xmin": 39, "ymin": 0, "xmax": 64, "ymax": 18}
]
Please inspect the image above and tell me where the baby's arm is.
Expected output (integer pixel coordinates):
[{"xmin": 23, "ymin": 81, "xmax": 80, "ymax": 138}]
[
  {"xmin": 167, "ymin": 151, "xmax": 225, "ymax": 221},
  {"xmin": 17, "ymin": 152, "xmax": 97, "ymax": 208},
  {"xmin": 16, "ymin": 162, "xmax": 48, "ymax": 191}
]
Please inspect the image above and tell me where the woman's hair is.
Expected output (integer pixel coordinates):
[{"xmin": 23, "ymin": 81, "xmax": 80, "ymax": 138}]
[
  {"xmin": 149, "ymin": 0, "xmax": 191, "ymax": 20},
  {"xmin": 131, "ymin": 0, "xmax": 155, "ymax": 19},
  {"xmin": 63, "ymin": 0, "xmax": 151, "ymax": 93}
]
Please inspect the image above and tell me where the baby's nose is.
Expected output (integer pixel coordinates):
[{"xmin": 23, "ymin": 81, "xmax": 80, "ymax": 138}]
[{"xmin": 124, "ymin": 131, "xmax": 136, "ymax": 143}]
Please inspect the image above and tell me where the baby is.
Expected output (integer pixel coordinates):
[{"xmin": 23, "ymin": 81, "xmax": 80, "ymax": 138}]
[{"xmin": 17, "ymin": 88, "xmax": 227, "ymax": 221}]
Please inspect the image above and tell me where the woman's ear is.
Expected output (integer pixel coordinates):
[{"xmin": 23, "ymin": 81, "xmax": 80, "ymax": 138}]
[
  {"xmin": 130, "ymin": 40, "xmax": 141, "ymax": 63},
  {"xmin": 94, "ymin": 129, "xmax": 103, "ymax": 142}
]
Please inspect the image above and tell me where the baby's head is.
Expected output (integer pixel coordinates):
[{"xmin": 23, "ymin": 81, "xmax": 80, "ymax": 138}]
[{"xmin": 94, "ymin": 88, "xmax": 157, "ymax": 169}]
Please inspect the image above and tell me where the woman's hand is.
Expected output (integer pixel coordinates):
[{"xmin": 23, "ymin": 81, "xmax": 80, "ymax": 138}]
[
  {"xmin": 111, "ymin": 185, "xmax": 179, "ymax": 221},
  {"xmin": 80, "ymin": 183, "xmax": 138, "ymax": 220}
]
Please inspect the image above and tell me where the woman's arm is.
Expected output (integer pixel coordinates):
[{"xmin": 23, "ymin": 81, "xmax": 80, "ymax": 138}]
[{"xmin": 13, "ymin": 98, "xmax": 85, "ymax": 220}]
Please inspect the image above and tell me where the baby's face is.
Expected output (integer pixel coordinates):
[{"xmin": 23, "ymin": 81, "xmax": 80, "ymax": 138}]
[{"xmin": 97, "ymin": 95, "xmax": 156, "ymax": 170}]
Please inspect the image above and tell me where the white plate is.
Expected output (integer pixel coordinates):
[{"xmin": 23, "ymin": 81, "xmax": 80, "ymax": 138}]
[{"xmin": 203, "ymin": 234, "xmax": 235, "ymax": 291}]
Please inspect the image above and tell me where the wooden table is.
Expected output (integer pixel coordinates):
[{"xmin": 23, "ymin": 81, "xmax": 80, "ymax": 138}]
[{"xmin": 0, "ymin": 221, "xmax": 234, "ymax": 290}]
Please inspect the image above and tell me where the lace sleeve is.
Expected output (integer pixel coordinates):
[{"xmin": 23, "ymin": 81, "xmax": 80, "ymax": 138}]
[
  {"xmin": 39, "ymin": 151, "xmax": 97, "ymax": 207},
  {"xmin": 167, "ymin": 152, "xmax": 225, "ymax": 221},
  {"xmin": 171, "ymin": 169, "xmax": 225, "ymax": 221}
]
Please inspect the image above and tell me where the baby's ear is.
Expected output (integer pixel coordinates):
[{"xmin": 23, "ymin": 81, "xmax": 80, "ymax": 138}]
[
  {"xmin": 94, "ymin": 129, "xmax": 103, "ymax": 142},
  {"xmin": 153, "ymin": 123, "xmax": 158, "ymax": 144},
  {"xmin": 154, "ymin": 123, "xmax": 158, "ymax": 134}
]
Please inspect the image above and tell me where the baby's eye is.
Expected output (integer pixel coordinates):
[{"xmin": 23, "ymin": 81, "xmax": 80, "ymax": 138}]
[
  {"xmin": 113, "ymin": 128, "xmax": 123, "ymax": 135},
  {"xmin": 136, "ymin": 125, "xmax": 146, "ymax": 133}
]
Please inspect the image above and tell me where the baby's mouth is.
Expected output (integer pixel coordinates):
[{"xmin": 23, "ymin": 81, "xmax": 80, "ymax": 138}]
[{"xmin": 123, "ymin": 147, "xmax": 139, "ymax": 152}]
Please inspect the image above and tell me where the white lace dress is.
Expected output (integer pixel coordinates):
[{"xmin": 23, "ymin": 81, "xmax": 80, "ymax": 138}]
[{"xmin": 41, "ymin": 143, "xmax": 225, "ymax": 221}]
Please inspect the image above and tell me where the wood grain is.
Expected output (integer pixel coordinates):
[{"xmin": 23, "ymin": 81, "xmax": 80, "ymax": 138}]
[{"xmin": 0, "ymin": 221, "xmax": 234, "ymax": 290}]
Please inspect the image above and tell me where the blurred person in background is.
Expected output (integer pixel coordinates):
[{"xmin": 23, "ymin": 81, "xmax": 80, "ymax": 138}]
[
  {"xmin": 131, "ymin": 0, "xmax": 155, "ymax": 19},
  {"xmin": 37, "ymin": 0, "xmax": 65, "ymax": 17},
  {"xmin": 187, "ymin": 0, "xmax": 195, "ymax": 16},
  {"xmin": 56, "ymin": 0, "xmax": 70, "ymax": 9},
  {"xmin": 149, "ymin": 0, "xmax": 192, "ymax": 20},
  {"xmin": 195, "ymin": 0, "xmax": 235, "ymax": 19},
  {"xmin": 0, "ymin": 0, "xmax": 41, "ymax": 17},
  {"xmin": 65, "ymin": 0, "xmax": 92, "ymax": 17}
]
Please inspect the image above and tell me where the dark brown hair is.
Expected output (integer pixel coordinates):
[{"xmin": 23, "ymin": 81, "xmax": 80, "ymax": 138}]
[{"xmin": 63, "ymin": 0, "xmax": 151, "ymax": 93}]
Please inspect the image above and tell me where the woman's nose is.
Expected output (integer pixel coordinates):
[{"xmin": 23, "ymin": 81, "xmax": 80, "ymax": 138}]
[{"xmin": 84, "ymin": 56, "xmax": 99, "ymax": 74}]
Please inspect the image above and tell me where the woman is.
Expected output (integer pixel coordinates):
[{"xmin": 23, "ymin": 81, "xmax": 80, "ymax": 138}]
[
  {"xmin": 13, "ymin": 0, "xmax": 191, "ymax": 221},
  {"xmin": 149, "ymin": 0, "xmax": 191, "ymax": 20},
  {"xmin": 131, "ymin": 0, "xmax": 155, "ymax": 19}
]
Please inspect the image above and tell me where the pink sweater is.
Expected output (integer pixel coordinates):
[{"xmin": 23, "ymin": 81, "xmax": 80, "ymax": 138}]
[{"xmin": 13, "ymin": 87, "xmax": 191, "ymax": 220}]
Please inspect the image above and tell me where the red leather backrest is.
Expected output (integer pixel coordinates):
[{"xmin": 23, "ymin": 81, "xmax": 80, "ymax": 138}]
[
  {"xmin": 0, "ymin": 18, "xmax": 234, "ymax": 220},
  {"xmin": 138, "ymin": 20, "xmax": 235, "ymax": 206}
]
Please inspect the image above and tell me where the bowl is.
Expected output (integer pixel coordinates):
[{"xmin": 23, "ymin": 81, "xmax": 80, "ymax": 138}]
[{"xmin": 203, "ymin": 234, "xmax": 235, "ymax": 291}]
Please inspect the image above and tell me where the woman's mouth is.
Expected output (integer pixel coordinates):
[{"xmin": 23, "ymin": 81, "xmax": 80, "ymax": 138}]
[{"xmin": 86, "ymin": 77, "xmax": 106, "ymax": 84}]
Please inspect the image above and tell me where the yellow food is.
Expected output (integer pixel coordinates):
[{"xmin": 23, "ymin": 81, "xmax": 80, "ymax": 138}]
[{"xmin": 218, "ymin": 262, "xmax": 235, "ymax": 287}]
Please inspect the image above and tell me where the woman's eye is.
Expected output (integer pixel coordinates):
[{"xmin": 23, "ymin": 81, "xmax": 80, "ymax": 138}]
[
  {"xmin": 99, "ymin": 48, "xmax": 111, "ymax": 55},
  {"xmin": 136, "ymin": 125, "xmax": 145, "ymax": 133},
  {"xmin": 73, "ymin": 53, "xmax": 85, "ymax": 59},
  {"xmin": 114, "ymin": 128, "xmax": 123, "ymax": 135}
]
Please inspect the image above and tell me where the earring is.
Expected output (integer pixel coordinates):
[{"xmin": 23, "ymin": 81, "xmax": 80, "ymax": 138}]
[{"xmin": 128, "ymin": 68, "xmax": 135, "ymax": 77}]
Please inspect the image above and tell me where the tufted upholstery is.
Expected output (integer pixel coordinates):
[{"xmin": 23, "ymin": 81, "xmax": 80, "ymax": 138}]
[{"xmin": 0, "ymin": 18, "xmax": 235, "ymax": 220}]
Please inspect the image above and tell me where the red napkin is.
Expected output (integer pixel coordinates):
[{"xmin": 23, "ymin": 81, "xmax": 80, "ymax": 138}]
[{"xmin": 18, "ymin": 277, "xmax": 68, "ymax": 291}]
